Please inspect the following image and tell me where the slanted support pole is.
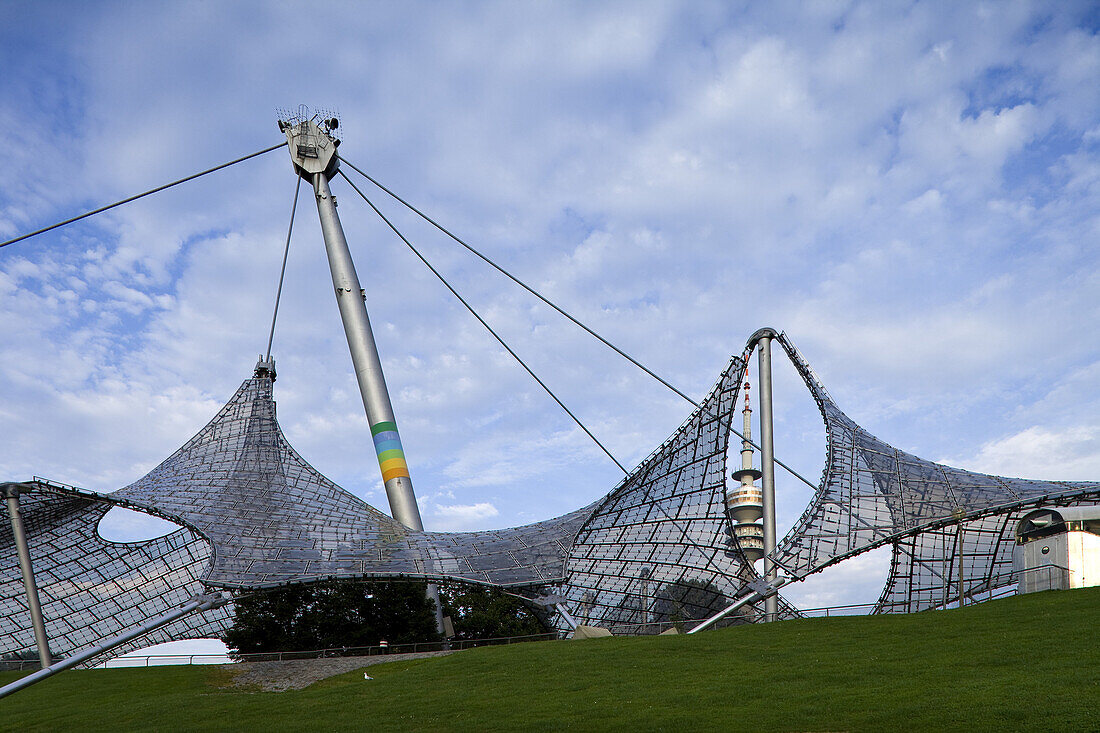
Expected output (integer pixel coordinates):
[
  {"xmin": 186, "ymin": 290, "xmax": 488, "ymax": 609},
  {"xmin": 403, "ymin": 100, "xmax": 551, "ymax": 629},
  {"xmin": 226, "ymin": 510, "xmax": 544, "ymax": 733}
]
[
  {"xmin": 687, "ymin": 576, "xmax": 791, "ymax": 634},
  {"xmin": 0, "ymin": 593, "xmax": 228, "ymax": 700},
  {"xmin": 281, "ymin": 114, "xmax": 442, "ymax": 633},
  {"xmin": 522, "ymin": 592, "xmax": 578, "ymax": 633},
  {"xmin": 756, "ymin": 334, "xmax": 779, "ymax": 623},
  {"xmin": 1, "ymin": 483, "xmax": 51, "ymax": 668},
  {"xmin": 556, "ymin": 604, "xmax": 579, "ymax": 631},
  {"xmin": 310, "ymin": 170, "xmax": 427, "ymax": 532}
]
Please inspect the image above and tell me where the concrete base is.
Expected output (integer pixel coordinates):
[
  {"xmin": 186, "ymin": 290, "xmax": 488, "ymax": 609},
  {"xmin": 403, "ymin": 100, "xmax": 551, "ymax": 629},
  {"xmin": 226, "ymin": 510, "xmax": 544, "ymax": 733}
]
[
  {"xmin": 572, "ymin": 625, "xmax": 613, "ymax": 639},
  {"xmin": 659, "ymin": 627, "xmax": 680, "ymax": 635}
]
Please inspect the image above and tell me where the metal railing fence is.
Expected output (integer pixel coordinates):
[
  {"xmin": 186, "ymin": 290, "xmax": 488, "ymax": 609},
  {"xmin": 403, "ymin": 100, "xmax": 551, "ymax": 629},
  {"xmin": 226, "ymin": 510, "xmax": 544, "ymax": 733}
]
[
  {"xmin": 792, "ymin": 602, "xmax": 878, "ymax": 617},
  {"xmin": 2, "ymin": 568, "xmax": 1079, "ymax": 672},
  {"xmin": 1, "ymin": 632, "xmax": 560, "ymax": 671},
  {"xmin": 602, "ymin": 601, "xmax": 879, "ymax": 635},
  {"xmin": 91, "ymin": 632, "xmax": 559, "ymax": 669}
]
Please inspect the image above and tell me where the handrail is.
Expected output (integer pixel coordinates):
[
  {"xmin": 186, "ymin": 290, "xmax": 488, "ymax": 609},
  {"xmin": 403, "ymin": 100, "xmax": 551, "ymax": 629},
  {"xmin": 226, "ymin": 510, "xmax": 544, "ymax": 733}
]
[
  {"xmin": 5, "ymin": 573, "xmax": 1079, "ymax": 675},
  {"xmin": 73, "ymin": 632, "xmax": 561, "ymax": 669}
]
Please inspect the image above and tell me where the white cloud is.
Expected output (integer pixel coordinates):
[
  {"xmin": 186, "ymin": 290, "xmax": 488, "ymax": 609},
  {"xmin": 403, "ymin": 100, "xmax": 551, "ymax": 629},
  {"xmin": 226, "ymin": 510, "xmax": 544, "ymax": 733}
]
[
  {"xmin": 96, "ymin": 506, "xmax": 182, "ymax": 543},
  {"xmin": 783, "ymin": 545, "xmax": 893, "ymax": 610},
  {"xmin": 945, "ymin": 425, "xmax": 1100, "ymax": 482},
  {"xmin": 1, "ymin": 1, "xmax": 1099, "ymax": 616},
  {"xmin": 427, "ymin": 501, "xmax": 500, "ymax": 531}
]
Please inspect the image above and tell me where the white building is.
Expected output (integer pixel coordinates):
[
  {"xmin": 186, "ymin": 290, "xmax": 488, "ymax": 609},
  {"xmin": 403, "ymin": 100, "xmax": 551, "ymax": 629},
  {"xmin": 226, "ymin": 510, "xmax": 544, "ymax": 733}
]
[{"xmin": 1014, "ymin": 506, "xmax": 1100, "ymax": 593}]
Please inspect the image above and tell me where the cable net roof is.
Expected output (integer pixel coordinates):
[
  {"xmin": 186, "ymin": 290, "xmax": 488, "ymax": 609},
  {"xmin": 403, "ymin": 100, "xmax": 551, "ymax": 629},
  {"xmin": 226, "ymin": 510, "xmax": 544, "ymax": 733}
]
[
  {"xmin": 114, "ymin": 377, "xmax": 592, "ymax": 589},
  {"xmin": 558, "ymin": 353, "xmax": 797, "ymax": 631},
  {"xmin": 3, "ymin": 333, "xmax": 1099, "ymax": 662},
  {"xmin": 0, "ymin": 484, "xmax": 230, "ymax": 662},
  {"xmin": 771, "ymin": 334, "xmax": 1100, "ymax": 611}
]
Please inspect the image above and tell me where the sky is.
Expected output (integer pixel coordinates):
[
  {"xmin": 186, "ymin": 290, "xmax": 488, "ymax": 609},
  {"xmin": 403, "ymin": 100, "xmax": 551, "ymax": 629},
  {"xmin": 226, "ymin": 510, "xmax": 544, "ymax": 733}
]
[{"xmin": 2, "ymin": 0, "xmax": 1099, "ymax": 637}]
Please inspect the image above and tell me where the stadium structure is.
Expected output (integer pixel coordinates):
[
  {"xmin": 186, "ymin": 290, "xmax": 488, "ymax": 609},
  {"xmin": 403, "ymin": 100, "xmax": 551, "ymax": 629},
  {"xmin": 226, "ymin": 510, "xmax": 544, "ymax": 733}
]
[{"xmin": 3, "ymin": 113, "xmax": 1099, "ymax": 693}]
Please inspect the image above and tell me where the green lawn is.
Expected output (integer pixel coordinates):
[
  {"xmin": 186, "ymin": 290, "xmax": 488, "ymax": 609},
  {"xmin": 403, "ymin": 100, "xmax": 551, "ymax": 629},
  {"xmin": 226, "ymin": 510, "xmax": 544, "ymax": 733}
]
[{"xmin": 2, "ymin": 587, "xmax": 1098, "ymax": 732}]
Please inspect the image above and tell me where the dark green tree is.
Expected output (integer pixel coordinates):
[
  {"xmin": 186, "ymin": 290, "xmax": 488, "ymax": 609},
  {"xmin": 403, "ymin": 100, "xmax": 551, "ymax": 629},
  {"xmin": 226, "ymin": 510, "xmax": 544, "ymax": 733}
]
[
  {"xmin": 652, "ymin": 578, "xmax": 730, "ymax": 629},
  {"xmin": 222, "ymin": 579, "xmax": 439, "ymax": 655},
  {"xmin": 1, "ymin": 647, "xmax": 62, "ymax": 670},
  {"xmin": 438, "ymin": 583, "xmax": 548, "ymax": 639}
]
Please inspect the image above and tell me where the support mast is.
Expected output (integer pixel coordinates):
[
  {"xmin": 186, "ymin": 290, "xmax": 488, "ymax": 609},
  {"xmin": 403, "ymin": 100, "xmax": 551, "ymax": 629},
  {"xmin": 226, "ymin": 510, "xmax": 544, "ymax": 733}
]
[
  {"xmin": 313, "ymin": 169, "xmax": 425, "ymax": 530},
  {"xmin": 281, "ymin": 113, "xmax": 441, "ymax": 629},
  {"xmin": 755, "ymin": 330, "xmax": 779, "ymax": 623}
]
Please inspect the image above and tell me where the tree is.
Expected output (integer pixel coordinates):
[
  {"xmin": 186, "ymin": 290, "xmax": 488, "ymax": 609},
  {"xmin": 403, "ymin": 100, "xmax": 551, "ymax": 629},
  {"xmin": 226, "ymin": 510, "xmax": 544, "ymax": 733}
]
[
  {"xmin": 438, "ymin": 583, "xmax": 548, "ymax": 639},
  {"xmin": 652, "ymin": 578, "xmax": 730, "ymax": 629},
  {"xmin": 222, "ymin": 579, "xmax": 439, "ymax": 655},
  {"xmin": 1, "ymin": 647, "xmax": 61, "ymax": 670}
]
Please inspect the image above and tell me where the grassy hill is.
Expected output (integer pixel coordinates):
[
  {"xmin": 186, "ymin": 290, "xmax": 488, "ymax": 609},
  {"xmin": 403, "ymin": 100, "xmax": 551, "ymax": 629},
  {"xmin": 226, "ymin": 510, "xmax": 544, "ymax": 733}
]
[{"xmin": 2, "ymin": 587, "xmax": 1098, "ymax": 732}]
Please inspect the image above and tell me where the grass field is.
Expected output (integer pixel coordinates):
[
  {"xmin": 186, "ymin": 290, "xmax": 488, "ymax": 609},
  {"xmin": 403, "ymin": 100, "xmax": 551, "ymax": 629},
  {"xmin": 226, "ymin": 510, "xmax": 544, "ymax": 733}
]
[{"xmin": 2, "ymin": 587, "xmax": 1098, "ymax": 732}]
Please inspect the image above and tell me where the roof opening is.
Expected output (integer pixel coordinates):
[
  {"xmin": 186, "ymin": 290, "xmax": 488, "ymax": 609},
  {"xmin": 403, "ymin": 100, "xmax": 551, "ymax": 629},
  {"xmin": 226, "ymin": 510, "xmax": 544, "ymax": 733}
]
[{"xmin": 96, "ymin": 506, "xmax": 184, "ymax": 543}]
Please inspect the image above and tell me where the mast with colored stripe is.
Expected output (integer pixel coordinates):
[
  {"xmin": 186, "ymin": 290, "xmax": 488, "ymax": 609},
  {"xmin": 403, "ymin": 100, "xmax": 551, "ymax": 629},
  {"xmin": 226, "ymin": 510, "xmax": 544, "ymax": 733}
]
[
  {"xmin": 371, "ymin": 420, "xmax": 412, "ymax": 491},
  {"xmin": 280, "ymin": 111, "xmax": 425, "ymax": 532}
]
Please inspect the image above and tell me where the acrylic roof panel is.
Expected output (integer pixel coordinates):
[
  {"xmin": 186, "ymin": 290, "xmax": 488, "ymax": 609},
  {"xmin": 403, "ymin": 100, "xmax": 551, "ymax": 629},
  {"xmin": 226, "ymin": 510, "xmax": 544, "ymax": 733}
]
[
  {"xmin": 559, "ymin": 353, "xmax": 802, "ymax": 631},
  {"xmin": 0, "ymin": 484, "xmax": 232, "ymax": 662},
  {"xmin": 771, "ymin": 334, "xmax": 1100, "ymax": 611},
  {"xmin": 113, "ymin": 378, "xmax": 591, "ymax": 589},
  {"xmin": 6, "ymin": 332, "xmax": 1100, "ymax": 663}
]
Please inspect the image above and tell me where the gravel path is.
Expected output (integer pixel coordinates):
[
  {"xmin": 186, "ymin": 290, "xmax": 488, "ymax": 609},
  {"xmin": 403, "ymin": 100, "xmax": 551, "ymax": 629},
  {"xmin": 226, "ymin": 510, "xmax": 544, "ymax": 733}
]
[{"xmin": 222, "ymin": 651, "xmax": 454, "ymax": 692}]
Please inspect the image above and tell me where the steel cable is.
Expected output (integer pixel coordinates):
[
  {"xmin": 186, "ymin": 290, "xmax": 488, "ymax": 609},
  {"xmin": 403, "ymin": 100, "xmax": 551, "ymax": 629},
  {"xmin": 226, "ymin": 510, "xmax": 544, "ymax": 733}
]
[
  {"xmin": 264, "ymin": 176, "xmax": 302, "ymax": 362},
  {"xmin": 336, "ymin": 169, "xmax": 627, "ymax": 474},
  {"xmin": 1, "ymin": 142, "xmax": 287, "ymax": 249},
  {"xmin": 337, "ymin": 156, "xmax": 697, "ymax": 406},
  {"xmin": 338, "ymin": 171, "xmax": 741, "ymax": 587},
  {"xmin": 337, "ymin": 158, "xmax": 820, "ymax": 493}
]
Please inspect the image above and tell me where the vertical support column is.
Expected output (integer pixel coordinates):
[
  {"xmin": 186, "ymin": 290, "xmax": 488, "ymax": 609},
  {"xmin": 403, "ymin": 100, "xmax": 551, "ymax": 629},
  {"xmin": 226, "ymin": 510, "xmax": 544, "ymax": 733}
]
[
  {"xmin": 311, "ymin": 172, "xmax": 443, "ymax": 632},
  {"xmin": 1, "ymin": 483, "xmax": 51, "ymax": 668},
  {"xmin": 757, "ymin": 337, "xmax": 779, "ymax": 623},
  {"xmin": 956, "ymin": 516, "xmax": 966, "ymax": 608}
]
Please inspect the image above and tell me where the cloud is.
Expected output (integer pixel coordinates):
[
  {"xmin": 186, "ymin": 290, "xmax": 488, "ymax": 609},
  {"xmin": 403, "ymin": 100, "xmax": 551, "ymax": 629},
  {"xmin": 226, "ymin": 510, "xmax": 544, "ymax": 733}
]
[
  {"xmin": 96, "ymin": 506, "xmax": 183, "ymax": 543},
  {"xmin": 1, "ymin": 2, "xmax": 1099, "ymax": 616},
  {"xmin": 783, "ymin": 545, "xmax": 893, "ymax": 610},
  {"xmin": 945, "ymin": 425, "xmax": 1100, "ymax": 482},
  {"xmin": 427, "ymin": 501, "xmax": 500, "ymax": 531}
]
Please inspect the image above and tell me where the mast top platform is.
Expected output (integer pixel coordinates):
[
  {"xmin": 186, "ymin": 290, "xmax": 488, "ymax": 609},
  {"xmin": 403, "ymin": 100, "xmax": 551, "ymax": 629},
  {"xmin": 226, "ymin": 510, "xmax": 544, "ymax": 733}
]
[{"xmin": 277, "ymin": 106, "xmax": 340, "ymax": 180}]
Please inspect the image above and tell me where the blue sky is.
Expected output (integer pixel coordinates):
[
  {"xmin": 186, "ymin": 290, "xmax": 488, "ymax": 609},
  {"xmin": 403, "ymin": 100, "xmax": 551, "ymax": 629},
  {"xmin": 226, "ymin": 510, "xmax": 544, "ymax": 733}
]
[{"xmin": 2, "ymin": 1, "xmax": 1099, "ymax": 626}]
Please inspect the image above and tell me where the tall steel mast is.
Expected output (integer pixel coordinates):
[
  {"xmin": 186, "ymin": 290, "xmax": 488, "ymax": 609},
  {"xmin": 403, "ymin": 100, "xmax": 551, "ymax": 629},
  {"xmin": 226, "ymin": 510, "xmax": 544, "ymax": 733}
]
[
  {"xmin": 281, "ymin": 113, "xmax": 442, "ymax": 630},
  {"xmin": 753, "ymin": 329, "xmax": 780, "ymax": 622}
]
